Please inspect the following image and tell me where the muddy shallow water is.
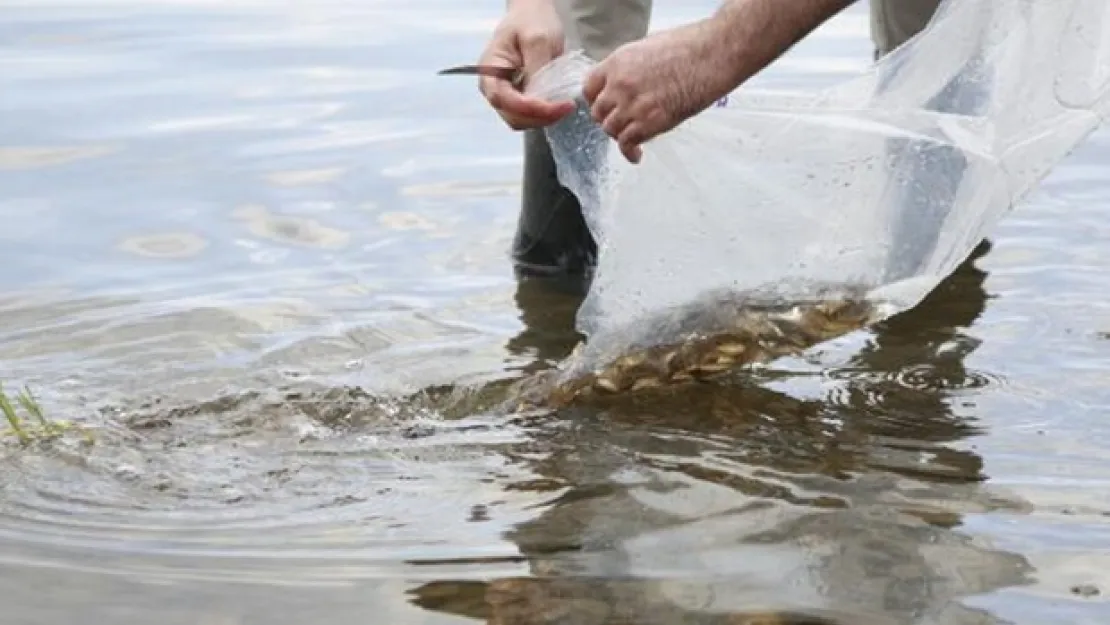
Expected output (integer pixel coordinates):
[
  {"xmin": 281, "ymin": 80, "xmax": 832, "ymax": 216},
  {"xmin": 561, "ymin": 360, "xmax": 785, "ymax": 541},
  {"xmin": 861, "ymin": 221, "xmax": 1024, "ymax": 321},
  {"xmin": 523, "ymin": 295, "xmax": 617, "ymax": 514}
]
[{"xmin": 2, "ymin": 1, "xmax": 1110, "ymax": 624}]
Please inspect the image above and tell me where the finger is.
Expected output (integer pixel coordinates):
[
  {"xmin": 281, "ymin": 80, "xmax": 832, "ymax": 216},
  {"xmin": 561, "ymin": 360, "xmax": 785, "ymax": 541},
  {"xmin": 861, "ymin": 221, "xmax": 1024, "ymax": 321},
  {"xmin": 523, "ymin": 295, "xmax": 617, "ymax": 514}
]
[
  {"xmin": 478, "ymin": 73, "xmax": 500, "ymax": 101},
  {"xmin": 477, "ymin": 40, "xmax": 526, "ymax": 93},
  {"xmin": 590, "ymin": 93, "xmax": 617, "ymax": 125},
  {"xmin": 499, "ymin": 108, "xmax": 575, "ymax": 131},
  {"xmin": 583, "ymin": 67, "xmax": 606, "ymax": 105},
  {"xmin": 517, "ymin": 29, "xmax": 564, "ymax": 78},
  {"xmin": 477, "ymin": 37, "xmax": 522, "ymax": 91},
  {"xmin": 617, "ymin": 122, "xmax": 647, "ymax": 164},
  {"xmin": 619, "ymin": 142, "xmax": 643, "ymax": 164},
  {"xmin": 485, "ymin": 81, "xmax": 574, "ymax": 126},
  {"xmin": 499, "ymin": 110, "xmax": 568, "ymax": 131},
  {"xmin": 599, "ymin": 105, "xmax": 629, "ymax": 141}
]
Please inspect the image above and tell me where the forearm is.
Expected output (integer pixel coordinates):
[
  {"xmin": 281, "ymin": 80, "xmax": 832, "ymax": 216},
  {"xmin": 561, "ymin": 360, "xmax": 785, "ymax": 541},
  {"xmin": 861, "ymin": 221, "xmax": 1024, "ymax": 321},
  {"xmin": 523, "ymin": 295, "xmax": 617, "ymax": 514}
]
[
  {"xmin": 507, "ymin": 0, "xmax": 553, "ymax": 10},
  {"xmin": 710, "ymin": 0, "xmax": 857, "ymax": 89}
]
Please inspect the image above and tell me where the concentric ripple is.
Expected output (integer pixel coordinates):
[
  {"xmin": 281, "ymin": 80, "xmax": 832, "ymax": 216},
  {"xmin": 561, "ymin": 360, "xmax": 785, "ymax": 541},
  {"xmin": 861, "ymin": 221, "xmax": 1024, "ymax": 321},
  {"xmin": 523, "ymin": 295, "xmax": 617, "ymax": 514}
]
[
  {"xmin": 0, "ymin": 386, "xmax": 562, "ymax": 584},
  {"xmin": 826, "ymin": 361, "xmax": 1005, "ymax": 394}
]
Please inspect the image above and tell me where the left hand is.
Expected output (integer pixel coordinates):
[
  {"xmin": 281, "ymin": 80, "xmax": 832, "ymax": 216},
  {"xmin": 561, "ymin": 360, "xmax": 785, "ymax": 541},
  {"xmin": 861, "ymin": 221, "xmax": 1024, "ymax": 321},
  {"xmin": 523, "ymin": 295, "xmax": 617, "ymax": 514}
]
[
  {"xmin": 477, "ymin": 0, "xmax": 575, "ymax": 131},
  {"xmin": 582, "ymin": 19, "xmax": 735, "ymax": 164}
]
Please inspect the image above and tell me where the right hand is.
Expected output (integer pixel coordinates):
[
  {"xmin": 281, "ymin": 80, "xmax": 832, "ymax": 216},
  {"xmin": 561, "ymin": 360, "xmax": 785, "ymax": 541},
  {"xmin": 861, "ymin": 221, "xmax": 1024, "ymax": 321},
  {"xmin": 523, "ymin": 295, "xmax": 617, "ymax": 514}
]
[{"xmin": 478, "ymin": 0, "xmax": 576, "ymax": 130}]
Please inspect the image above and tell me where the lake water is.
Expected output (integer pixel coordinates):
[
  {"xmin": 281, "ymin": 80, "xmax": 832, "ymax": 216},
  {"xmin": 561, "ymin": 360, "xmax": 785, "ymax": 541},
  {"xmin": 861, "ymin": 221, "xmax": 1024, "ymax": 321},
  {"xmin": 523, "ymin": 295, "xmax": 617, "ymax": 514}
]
[{"xmin": 2, "ymin": 1, "xmax": 1110, "ymax": 624}]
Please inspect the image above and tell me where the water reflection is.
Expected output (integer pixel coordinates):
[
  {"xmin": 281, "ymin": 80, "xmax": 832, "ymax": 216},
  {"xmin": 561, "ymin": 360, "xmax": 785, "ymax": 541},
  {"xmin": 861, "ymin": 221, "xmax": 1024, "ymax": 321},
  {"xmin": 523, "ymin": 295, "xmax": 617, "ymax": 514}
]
[
  {"xmin": 504, "ymin": 275, "xmax": 586, "ymax": 375},
  {"xmin": 0, "ymin": 145, "xmax": 117, "ymax": 170},
  {"xmin": 409, "ymin": 240, "xmax": 1035, "ymax": 624},
  {"xmin": 231, "ymin": 203, "xmax": 351, "ymax": 249},
  {"xmin": 117, "ymin": 231, "xmax": 209, "ymax": 258},
  {"xmin": 3, "ymin": 1, "xmax": 1107, "ymax": 623}
]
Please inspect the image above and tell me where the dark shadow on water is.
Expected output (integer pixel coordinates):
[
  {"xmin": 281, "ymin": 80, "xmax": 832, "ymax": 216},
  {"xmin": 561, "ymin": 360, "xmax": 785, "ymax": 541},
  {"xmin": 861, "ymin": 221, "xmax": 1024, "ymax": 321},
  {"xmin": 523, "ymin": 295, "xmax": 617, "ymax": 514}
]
[
  {"xmin": 407, "ymin": 240, "xmax": 1038, "ymax": 625},
  {"xmin": 504, "ymin": 271, "xmax": 589, "ymax": 374}
]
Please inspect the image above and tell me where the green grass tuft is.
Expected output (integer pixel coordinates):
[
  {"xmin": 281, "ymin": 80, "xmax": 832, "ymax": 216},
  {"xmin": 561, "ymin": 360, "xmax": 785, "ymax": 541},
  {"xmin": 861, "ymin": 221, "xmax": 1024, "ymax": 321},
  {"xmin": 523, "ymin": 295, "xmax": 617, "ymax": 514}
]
[{"xmin": 0, "ymin": 383, "xmax": 84, "ymax": 445}]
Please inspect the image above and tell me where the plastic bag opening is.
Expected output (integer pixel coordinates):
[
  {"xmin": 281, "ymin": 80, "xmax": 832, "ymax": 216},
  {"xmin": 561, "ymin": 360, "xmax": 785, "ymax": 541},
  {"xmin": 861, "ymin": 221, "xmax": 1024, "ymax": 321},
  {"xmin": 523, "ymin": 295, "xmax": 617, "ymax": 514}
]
[{"xmin": 519, "ymin": 0, "xmax": 1110, "ymax": 400}]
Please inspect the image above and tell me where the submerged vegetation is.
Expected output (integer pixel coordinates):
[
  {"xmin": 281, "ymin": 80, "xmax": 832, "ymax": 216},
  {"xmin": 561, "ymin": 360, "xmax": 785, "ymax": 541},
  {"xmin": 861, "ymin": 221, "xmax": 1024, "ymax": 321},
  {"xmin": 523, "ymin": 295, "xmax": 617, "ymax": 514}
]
[{"xmin": 0, "ymin": 383, "xmax": 85, "ymax": 445}]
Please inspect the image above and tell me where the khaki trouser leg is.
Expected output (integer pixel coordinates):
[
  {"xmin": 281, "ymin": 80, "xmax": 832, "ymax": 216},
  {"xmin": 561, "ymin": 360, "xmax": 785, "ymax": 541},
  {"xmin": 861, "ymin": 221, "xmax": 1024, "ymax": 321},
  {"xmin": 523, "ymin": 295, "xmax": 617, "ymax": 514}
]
[
  {"xmin": 870, "ymin": 0, "xmax": 944, "ymax": 57},
  {"xmin": 556, "ymin": 0, "xmax": 654, "ymax": 61},
  {"xmin": 512, "ymin": 0, "xmax": 652, "ymax": 282}
]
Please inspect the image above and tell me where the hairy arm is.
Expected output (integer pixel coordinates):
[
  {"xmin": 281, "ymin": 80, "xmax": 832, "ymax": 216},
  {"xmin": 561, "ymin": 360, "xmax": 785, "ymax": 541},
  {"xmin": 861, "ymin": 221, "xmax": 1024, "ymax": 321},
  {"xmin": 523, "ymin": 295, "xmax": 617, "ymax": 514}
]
[
  {"xmin": 710, "ymin": 0, "xmax": 858, "ymax": 90},
  {"xmin": 582, "ymin": 0, "xmax": 858, "ymax": 161}
]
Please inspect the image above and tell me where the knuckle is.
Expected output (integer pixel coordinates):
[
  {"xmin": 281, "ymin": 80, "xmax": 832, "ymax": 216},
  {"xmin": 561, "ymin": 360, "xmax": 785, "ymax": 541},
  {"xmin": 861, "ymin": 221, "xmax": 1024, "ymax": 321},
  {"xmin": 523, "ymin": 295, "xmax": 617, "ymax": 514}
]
[
  {"xmin": 602, "ymin": 117, "xmax": 622, "ymax": 137},
  {"xmin": 582, "ymin": 85, "xmax": 597, "ymax": 104},
  {"xmin": 519, "ymin": 29, "xmax": 550, "ymax": 50},
  {"xmin": 611, "ymin": 74, "xmax": 636, "ymax": 91},
  {"xmin": 493, "ymin": 19, "xmax": 517, "ymax": 36},
  {"xmin": 589, "ymin": 100, "xmax": 609, "ymax": 122}
]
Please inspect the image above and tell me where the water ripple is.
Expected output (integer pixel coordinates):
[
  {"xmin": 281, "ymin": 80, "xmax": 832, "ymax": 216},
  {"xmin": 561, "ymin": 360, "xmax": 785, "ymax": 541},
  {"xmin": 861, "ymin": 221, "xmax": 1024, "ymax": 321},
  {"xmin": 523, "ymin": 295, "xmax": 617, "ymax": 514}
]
[
  {"xmin": 0, "ymin": 388, "xmax": 548, "ymax": 580},
  {"xmin": 3, "ymin": 0, "xmax": 1110, "ymax": 622},
  {"xmin": 826, "ymin": 360, "xmax": 1005, "ymax": 393}
]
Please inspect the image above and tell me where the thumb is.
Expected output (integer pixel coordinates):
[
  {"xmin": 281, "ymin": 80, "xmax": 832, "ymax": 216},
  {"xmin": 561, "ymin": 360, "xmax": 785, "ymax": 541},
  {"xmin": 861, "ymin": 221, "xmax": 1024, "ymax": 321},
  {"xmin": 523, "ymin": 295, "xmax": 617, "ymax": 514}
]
[{"xmin": 518, "ymin": 29, "xmax": 564, "ymax": 82}]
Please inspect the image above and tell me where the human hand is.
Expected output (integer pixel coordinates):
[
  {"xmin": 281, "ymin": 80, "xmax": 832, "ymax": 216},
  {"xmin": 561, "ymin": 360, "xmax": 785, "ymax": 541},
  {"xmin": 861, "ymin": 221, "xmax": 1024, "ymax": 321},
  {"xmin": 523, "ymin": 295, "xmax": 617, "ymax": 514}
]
[
  {"xmin": 583, "ymin": 19, "xmax": 735, "ymax": 163},
  {"xmin": 478, "ymin": 0, "xmax": 576, "ymax": 130}
]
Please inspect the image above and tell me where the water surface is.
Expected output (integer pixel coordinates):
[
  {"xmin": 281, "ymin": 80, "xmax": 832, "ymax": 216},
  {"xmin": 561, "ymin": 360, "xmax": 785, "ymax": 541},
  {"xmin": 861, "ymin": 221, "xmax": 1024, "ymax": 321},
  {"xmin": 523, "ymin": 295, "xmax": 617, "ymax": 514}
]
[{"xmin": 2, "ymin": 1, "xmax": 1110, "ymax": 624}]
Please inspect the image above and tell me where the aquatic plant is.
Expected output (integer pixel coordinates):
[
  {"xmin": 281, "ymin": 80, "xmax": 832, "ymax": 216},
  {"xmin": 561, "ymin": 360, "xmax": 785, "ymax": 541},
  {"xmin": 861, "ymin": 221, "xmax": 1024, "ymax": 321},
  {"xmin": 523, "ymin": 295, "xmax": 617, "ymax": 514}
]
[{"xmin": 0, "ymin": 383, "xmax": 81, "ymax": 444}]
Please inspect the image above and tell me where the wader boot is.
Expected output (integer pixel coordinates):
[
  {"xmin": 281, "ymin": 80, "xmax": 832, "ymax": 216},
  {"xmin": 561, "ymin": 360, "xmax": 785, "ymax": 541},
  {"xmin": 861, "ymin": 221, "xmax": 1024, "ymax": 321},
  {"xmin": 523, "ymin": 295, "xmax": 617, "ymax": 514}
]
[{"xmin": 511, "ymin": 127, "xmax": 597, "ymax": 293}]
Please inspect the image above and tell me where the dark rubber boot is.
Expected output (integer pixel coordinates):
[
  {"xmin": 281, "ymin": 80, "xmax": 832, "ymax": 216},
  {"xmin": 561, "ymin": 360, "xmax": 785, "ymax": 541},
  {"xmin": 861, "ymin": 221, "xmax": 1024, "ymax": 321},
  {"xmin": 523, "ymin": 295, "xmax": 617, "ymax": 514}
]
[{"xmin": 510, "ymin": 127, "xmax": 597, "ymax": 294}]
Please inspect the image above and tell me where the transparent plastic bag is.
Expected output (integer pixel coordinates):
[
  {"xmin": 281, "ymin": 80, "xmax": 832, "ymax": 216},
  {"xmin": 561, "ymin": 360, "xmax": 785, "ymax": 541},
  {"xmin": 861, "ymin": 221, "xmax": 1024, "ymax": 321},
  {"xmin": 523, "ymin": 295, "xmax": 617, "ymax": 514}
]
[{"xmin": 523, "ymin": 0, "xmax": 1110, "ymax": 379}]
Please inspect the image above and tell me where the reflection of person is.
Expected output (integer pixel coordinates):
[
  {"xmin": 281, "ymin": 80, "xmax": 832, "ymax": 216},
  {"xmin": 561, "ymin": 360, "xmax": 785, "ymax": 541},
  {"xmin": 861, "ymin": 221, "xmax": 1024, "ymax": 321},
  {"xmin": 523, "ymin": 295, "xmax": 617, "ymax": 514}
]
[
  {"xmin": 503, "ymin": 273, "xmax": 585, "ymax": 375},
  {"xmin": 477, "ymin": 0, "xmax": 943, "ymax": 283},
  {"xmin": 415, "ymin": 241, "xmax": 1034, "ymax": 625}
]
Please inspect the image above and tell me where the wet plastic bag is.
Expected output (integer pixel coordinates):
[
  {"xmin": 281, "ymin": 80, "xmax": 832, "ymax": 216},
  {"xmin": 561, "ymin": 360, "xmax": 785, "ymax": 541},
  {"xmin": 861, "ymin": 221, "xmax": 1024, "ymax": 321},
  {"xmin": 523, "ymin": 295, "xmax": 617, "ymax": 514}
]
[{"xmin": 524, "ymin": 0, "xmax": 1110, "ymax": 373}]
